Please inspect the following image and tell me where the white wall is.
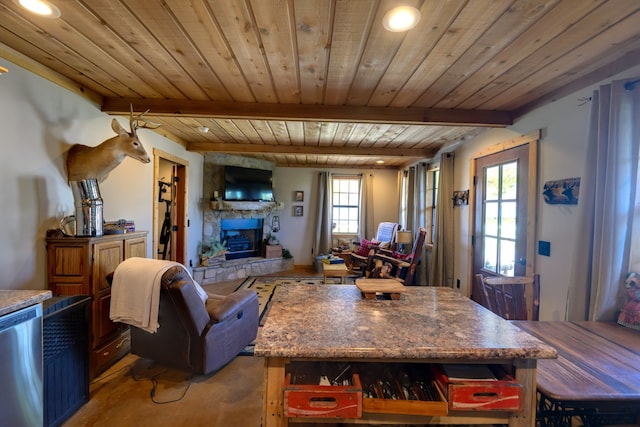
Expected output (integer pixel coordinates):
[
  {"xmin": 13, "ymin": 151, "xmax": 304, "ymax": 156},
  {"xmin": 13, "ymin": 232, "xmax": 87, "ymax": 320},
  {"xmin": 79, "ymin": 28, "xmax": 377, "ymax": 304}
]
[
  {"xmin": 0, "ymin": 58, "xmax": 204, "ymax": 290},
  {"xmin": 273, "ymin": 167, "xmax": 399, "ymax": 266},
  {"xmin": 454, "ymin": 65, "xmax": 640, "ymax": 320}
]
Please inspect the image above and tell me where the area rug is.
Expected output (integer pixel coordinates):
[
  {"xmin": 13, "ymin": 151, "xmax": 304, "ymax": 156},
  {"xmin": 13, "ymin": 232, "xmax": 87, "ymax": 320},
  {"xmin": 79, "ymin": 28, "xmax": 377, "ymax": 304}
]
[{"xmin": 236, "ymin": 276, "xmax": 347, "ymax": 355}]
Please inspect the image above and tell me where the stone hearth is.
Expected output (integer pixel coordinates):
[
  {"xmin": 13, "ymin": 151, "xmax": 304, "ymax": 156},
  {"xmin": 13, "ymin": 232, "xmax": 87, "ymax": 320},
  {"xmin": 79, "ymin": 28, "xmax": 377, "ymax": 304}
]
[{"xmin": 193, "ymin": 256, "xmax": 294, "ymax": 285}]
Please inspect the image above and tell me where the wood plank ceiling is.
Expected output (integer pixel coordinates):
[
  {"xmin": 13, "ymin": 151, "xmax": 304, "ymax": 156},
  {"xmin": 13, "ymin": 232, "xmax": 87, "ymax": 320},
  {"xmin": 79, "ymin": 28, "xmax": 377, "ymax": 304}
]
[{"xmin": 1, "ymin": 0, "xmax": 639, "ymax": 169}]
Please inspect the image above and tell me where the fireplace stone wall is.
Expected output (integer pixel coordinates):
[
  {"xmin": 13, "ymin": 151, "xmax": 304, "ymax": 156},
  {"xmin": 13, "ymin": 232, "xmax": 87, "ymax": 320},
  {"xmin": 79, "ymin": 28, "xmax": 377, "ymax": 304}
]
[
  {"xmin": 202, "ymin": 153, "xmax": 276, "ymax": 245},
  {"xmin": 200, "ymin": 154, "xmax": 286, "ymax": 279}
]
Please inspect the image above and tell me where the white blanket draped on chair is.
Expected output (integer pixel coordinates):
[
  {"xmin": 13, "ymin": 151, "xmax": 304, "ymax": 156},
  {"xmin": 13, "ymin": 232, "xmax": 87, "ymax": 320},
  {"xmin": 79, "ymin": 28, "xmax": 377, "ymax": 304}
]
[{"xmin": 109, "ymin": 257, "xmax": 181, "ymax": 333}]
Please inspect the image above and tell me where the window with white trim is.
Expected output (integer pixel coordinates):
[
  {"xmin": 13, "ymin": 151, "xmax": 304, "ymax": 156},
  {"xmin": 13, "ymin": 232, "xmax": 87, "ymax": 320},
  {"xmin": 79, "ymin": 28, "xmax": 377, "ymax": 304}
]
[{"xmin": 332, "ymin": 175, "xmax": 360, "ymax": 234}]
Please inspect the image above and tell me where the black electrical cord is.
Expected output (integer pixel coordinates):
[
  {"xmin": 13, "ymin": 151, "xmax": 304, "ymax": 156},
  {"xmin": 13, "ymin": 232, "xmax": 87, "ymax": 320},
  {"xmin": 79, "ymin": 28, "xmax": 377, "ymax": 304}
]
[
  {"xmin": 91, "ymin": 361, "xmax": 193, "ymax": 405},
  {"xmin": 130, "ymin": 364, "xmax": 194, "ymax": 405}
]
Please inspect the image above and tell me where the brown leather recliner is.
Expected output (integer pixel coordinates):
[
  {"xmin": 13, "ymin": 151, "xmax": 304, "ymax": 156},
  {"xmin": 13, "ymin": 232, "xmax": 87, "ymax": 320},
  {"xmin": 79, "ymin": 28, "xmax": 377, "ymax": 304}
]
[{"xmin": 127, "ymin": 265, "xmax": 259, "ymax": 375}]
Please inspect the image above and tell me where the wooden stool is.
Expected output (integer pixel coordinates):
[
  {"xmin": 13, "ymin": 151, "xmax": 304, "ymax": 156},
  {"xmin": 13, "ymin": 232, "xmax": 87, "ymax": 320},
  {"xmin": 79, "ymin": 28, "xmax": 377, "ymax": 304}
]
[
  {"xmin": 322, "ymin": 263, "xmax": 349, "ymax": 284},
  {"xmin": 356, "ymin": 279, "xmax": 406, "ymax": 300}
]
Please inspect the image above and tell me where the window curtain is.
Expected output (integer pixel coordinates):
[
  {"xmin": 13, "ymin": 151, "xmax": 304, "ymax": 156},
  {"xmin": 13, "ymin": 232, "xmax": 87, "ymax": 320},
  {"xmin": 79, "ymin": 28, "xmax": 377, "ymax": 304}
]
[
  {"xmin": 429, "ymin": 153, "xmax": 455, "ymax": 288},
  {"xmin": 313, "ymin": 171, "xmax": 333, "ymax": 256},
  {"xmin": 397, "ymin": 170, "xmax": 406, "ymax": 228},
  {"xmin": 405, "ymin": 167, "xmax": 416, "ymax": 234},
  {"xmin": 568, "ymin": 78, "xmax": 640, "ymax": 320},
  {"xmin": 359, "ymin": 173, "xmax": 374, "ymax": 239},
  {"xmin": 406, "ymin": 163, "xmax": 428, "ymax": 284}
]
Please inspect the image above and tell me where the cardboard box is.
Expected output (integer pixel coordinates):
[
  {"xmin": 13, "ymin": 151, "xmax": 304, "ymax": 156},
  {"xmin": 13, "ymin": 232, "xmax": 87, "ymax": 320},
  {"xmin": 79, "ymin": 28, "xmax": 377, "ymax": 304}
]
[{"xmin": 263, "ymin": 244, "xmax": 282, "ymax": 258}]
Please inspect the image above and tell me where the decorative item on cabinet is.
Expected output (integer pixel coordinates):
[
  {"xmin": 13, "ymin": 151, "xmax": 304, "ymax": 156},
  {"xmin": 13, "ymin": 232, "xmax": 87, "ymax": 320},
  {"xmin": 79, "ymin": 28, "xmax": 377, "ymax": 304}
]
[{"xmin": 46, "ymin": 231, "xmax": 148, "ymax": 378}]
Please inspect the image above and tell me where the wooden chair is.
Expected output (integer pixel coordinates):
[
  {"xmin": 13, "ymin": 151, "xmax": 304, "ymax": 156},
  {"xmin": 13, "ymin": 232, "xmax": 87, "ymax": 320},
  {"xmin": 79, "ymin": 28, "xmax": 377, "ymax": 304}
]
[
  {"xmin": 367, "ymin": 227, "xmax": 426, "ymax": 285},
  {"xmin": 348, "ymin": 222, "xmax": 399, "ymax": 275},
  {"xmin": 472, "ymin": 274, "xmax": 492, "ymax": 309},
  {"xmin": 475, "ymin": 274, "xmax": 540, "ymax": 321}
]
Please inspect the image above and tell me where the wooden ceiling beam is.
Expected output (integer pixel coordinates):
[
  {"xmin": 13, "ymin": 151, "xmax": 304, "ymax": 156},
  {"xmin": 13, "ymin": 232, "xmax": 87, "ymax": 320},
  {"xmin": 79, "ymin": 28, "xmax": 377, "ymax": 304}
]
[
  {"xmin": 187, "ymin": 142, "xmax": 437, "ymax": 158},
  {"xmin": 102, "ymin": 98, "xmax": 513, "ymax": 127}
]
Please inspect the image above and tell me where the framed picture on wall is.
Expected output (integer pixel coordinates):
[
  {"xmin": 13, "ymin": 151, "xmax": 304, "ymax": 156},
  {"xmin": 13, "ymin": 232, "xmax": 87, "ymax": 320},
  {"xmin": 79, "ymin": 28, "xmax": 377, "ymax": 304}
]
[
  {"xmin": 294, "ymin": 191, "xmax": 304, "ymax": 202},
  {"xmin": 293, "ymin": 205, "xmax": 303, "ymax": 217}
]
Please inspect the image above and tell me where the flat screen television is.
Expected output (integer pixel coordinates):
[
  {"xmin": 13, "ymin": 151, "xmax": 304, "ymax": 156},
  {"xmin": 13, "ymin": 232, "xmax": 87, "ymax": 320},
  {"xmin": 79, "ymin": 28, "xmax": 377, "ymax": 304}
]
[{"xmin": 224, "ymin": 165, "xmax": 274, "ymax": 201}]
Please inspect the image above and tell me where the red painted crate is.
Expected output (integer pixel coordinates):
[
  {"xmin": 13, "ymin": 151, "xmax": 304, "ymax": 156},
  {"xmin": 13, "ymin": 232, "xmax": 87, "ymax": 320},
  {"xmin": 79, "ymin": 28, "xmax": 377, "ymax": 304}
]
[
  {"xmin": 284, "ymin": 372, "xmax": 362, "ymax": 418},
  {"xmin": 432, "ymin": 365, "xmax": 523, "ymax": 412}
]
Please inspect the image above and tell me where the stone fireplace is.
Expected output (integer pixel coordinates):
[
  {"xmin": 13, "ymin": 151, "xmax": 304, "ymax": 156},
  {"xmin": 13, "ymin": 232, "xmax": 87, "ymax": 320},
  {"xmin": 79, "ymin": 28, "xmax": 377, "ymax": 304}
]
[
  {"xmin": 221, "ymin": 218, "xmax": 263, "ymax": 260},
  {"xmin": 194, "ymin": 201, "xmax": 290, "ymax": 284},
  {"xmin": 194, "ymin": 154, "xmax": 291, "ymax": 284}
]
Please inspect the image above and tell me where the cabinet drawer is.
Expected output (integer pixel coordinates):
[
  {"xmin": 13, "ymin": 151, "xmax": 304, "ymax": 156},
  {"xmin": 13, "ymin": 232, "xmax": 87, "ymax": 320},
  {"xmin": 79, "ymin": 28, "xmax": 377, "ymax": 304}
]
[
  {"xmin": 50, "ymin": 281, "xmax": 86, "ymax": 296},
  {"xmin": 52, "ymin": 246, "xmax": 86, "ymax": 276},
  {"xmin": 284, "ymin": 362, "xmax": 362, "ymax": 419},
  {"xmin": 96, "ymin": 292, "xmax": 119, "ymax": 340},
  {"xmin": 91, "ymin": 330, "xmax": 130, "ymax": 377}
]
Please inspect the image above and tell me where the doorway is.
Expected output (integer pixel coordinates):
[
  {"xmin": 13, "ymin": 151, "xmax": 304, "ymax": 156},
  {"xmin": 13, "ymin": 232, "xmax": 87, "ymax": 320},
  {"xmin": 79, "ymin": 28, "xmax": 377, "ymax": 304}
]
[
  {"xmin": 153, "ymin": 149, "xmax": 188, "ymax": 264},
  {"xmin": 471, "ymin": 131, "xmax": 539, "ymax": 284}
]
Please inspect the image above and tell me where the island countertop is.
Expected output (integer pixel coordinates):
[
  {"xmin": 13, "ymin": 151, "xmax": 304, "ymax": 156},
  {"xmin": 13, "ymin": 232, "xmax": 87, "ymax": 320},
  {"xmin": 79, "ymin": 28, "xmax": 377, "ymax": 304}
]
[
  {"xmin": 0, "ymin": 290, "xmax": 52, "ymax": 317},
  {"xmin": 254, "ymin": 284, "xmax": 557, "ymax": 360}
]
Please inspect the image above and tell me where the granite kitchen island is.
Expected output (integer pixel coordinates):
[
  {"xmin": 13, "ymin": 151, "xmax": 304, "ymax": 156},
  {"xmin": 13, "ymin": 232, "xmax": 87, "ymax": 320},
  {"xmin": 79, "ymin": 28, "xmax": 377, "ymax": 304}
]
[{"xmin": 254, "ymin": 284, "xmax": 557, "ymax": 426}]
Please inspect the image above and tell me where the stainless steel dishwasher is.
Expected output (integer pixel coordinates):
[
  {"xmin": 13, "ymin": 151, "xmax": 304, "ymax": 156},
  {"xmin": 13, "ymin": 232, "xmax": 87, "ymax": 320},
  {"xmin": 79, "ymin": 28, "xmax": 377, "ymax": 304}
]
[{"xmin": 0, "ymin": 304, "xmax": 43, "ymax": 427}]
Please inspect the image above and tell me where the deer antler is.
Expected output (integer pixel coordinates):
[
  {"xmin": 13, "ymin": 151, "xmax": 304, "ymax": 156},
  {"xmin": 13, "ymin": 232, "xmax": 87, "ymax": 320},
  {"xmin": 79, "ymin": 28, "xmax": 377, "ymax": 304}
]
[{"xmin": 129, "ymin": 105, "xmax": 161, "ymax": 133}]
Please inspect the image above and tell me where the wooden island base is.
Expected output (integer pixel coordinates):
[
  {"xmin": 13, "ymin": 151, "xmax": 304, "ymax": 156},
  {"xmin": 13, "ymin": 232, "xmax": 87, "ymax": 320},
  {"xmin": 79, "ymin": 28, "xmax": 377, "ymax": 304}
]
[{"xmin": 255, "ymin": 284, "xmax": 557, "ymax": 426}]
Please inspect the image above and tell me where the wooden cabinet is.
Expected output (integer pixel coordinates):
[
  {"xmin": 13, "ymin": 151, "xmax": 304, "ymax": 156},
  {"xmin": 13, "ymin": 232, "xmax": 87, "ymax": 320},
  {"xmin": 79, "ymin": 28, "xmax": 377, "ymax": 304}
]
[{"xmin": 46, "ymin": 232, "xmax": 147, "ymax": 378}]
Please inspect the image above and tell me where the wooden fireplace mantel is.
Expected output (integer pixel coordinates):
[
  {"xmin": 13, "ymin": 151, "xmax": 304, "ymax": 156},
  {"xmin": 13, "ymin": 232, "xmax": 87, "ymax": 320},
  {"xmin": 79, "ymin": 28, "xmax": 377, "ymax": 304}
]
[{"xmin": 209, "ymin": 200, "xmax": 284, "ymax": 212}]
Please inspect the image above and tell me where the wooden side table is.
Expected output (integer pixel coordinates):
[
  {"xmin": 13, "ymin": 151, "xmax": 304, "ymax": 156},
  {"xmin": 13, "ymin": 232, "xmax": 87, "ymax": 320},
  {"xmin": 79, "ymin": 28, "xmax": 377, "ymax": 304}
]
[
  {"xmin": 331, "ymin": 250, "xmax": 352, "ymax": 267},
  {"xmin": 322, "ymin": 262, "xmax": 349, "ymax": 284}
]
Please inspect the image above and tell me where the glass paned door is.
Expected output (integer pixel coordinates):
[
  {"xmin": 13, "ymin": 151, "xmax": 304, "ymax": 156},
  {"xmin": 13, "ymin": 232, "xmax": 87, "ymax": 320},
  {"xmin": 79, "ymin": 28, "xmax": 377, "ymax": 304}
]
[
  {"xmin": 474, "ymin": 145, "xmax": 529, "ymax": 278},
  {"xmin": 483, "ymin": 162, "xmax": 518, "ymax": 275}
]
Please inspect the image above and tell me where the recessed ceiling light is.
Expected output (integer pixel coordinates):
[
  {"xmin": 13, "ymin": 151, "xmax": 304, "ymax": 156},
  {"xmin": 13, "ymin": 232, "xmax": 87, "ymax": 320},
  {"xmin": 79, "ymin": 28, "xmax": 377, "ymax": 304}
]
[
  {"xmin": 383, "ymin": 6, "xmax": 421, "ymax": 32},
  {"xmin": 197, "ymin": 126, "xmax": 209, "ymax": 134},
  {"xmin": 16, "ymin": 0, "xmax": 60, "ymax": 18},
  {"xmin": 376, "ymin": 160, "xmax": 385, "ymax": 164}
]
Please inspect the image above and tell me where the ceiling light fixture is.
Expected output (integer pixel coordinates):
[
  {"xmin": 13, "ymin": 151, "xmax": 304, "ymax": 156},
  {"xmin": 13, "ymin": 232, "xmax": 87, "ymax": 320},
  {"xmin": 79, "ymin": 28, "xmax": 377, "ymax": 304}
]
[
  {"xmin": 376, "ymin": 160, "xmax": 385, "ymax": 164},
  {"xmin": 197, "ymin": 126, "xmax": 209, "ymax": 134},
  {"xmin": 383, "ymin": 6, "xmax": 421, "ymax": 32},
  {"xmin": 16, "ymin": 0, "xmax": 60, "ymax": 18}
]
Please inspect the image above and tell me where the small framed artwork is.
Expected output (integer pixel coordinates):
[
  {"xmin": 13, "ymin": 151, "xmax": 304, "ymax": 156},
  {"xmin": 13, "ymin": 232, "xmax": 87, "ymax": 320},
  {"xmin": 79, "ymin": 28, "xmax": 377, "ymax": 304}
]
[
  {"xmin": 543, "ymin": 177, "xmax": 580, "ymax": 205},
  {"xmin": 294, "ymin": 191, "xmax": 304, "ymax": 202},
  {"xmin": 452, "ymin": 190, "xmax": 469, "ymax": 207},
  {"xmin": 293, "ymin": 205, "xmax": 303, "ymax": 217}
]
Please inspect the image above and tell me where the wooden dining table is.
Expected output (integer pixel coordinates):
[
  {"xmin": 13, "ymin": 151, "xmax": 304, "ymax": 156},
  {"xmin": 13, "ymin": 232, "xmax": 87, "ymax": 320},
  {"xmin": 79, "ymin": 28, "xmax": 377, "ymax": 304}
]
[{"xmin": 513, "ymin": 321, "xmax": 640, "ymax": 426}]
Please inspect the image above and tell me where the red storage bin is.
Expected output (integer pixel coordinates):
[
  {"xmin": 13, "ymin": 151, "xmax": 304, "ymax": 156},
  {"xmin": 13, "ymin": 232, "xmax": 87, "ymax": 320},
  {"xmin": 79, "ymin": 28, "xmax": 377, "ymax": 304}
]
[
  {"xmin": 432, "ymin": 364, "xmax": 523, "ymax": 412},
  {"xmin": 284, "ymin": 372, "xmax": 362, "ymax": 418}
]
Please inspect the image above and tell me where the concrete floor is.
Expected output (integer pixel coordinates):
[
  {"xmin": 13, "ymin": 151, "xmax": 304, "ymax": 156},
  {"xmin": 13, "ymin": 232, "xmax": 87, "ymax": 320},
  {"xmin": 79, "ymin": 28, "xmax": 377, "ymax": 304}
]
[
  {"xmin": 64, "ymin": 352, "xmax": 264, "ymax": 427},
  {"xmin": 63, "ymin": 268, "xmax": 320, "ymax": 427}
]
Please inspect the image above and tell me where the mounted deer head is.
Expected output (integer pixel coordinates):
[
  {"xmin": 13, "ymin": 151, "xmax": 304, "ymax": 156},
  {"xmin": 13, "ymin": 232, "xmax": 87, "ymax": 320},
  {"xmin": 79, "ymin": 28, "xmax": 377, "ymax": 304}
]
[{"xmin": 66, "ymin": 108, "xmax": 157, "ymax": 182}]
